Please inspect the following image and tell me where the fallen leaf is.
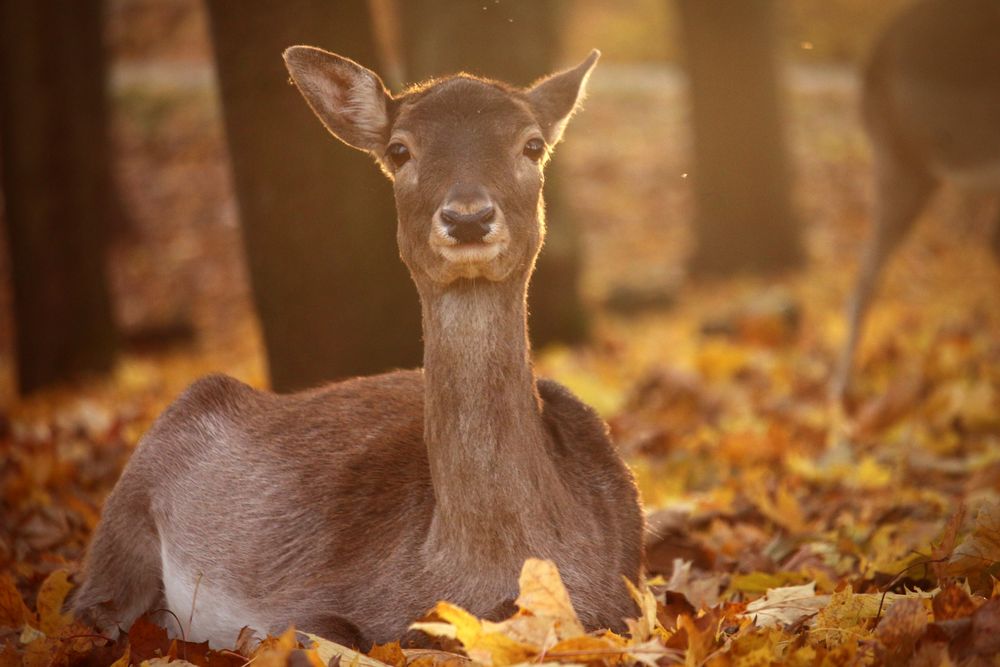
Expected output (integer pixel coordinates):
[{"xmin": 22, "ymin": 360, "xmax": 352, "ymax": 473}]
[
  {"xmin": 931, "ymin": 583, "xmax": 976, "ymax": 621},
  {"xmin": 945, "ymin": 501, "xmax": 1000, "ymax": 586},
  {"xmin": 411, "ymin": 602, "xmax": 535, "ymax": 667},
  {"xmin": 36, "ymin": 569, "xmax": 73, "ymax": 635},
  {"xmin": 515, "ymin": 558, "xmax": 585, "ymax": 639},
  {"xmin": 305, "ymin": 631, "xmax": 392, "ymax": 667},
  {"xmin": 743, "ymin": 582, "xmax": 828, "ymax": 628},
  {"xmin": 0, "ymin": 574, "xmax": 32, "ymax": 629},
  {"xmin": 664, "ymin": 559, "xmax": 722, "ymax": 609},
  {"xmin": 970, "ymin": 597, "xmax": 1000, "ymax": 656},
  {"xmin": 874, "ymin": 598, "xmax": 927, "ymax": 666},
  {"xmin": 368, "ymin": 641, "xmax": 407, "ymax": 667}
]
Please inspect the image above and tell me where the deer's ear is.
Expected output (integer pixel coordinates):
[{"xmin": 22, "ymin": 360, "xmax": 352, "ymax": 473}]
[
  {"xmin": 283, "ymin": 46, "xmax": 390, "ymax": 155},
  {"xmin": 527, "ymin": 50, "xmax": 600, "ymax": 145}
]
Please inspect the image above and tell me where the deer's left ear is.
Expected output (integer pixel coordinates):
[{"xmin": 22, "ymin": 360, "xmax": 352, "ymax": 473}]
[
  {"xmin": 283, "ymin": 46, "xmax": 391, "ymax": 156},
  {"xmin": 527, "ymin": 50, "xmax": 600, "ymax": 146}
]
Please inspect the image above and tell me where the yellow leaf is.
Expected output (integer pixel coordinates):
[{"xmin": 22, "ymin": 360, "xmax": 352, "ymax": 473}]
[
  {"xmin": 729, "ymin": 571, "xmax": 807, "ymax": 596},
  {"xmin": 36, "ymin": 570, "xmax": 73, "ymax": 636},
  {"xmin": 545, "ymin": 635, "xmax": 622, "ymax": 663},
  {"xmin": 727, "ymin": 628, "xmax": 782, "ymax": 667},
  {"xmin": 304, "ymin": 631, "xmax": 394, "ymax": 667},
  {"xmin": 484, "ymin": 614, "xmax": 555, "ymax": 649},
  {"xmin": 810, "ymin": 586, "xmax": 873, "ymax": 647},
  {"xmin": 414, "ymin": 602, "xmax": 535, "ymax": 667},
  {"xmin": 515, "ymin": 559, "xmax": 585, "ymax": 639},
  {"xmin": 623, "ymin": 577, "xmax": 657, "ymax": 641},
  {"xmin": 109, "ymin": 646, "xmax": 130, "ymax": 667}
]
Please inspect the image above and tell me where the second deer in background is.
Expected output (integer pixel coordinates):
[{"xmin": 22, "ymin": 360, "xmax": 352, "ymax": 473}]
[{"xmin": 834, "ymin": 0, "xmax": 1000, "ymax": 398}]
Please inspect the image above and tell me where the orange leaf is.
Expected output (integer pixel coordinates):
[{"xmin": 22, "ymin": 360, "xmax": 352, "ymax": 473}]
[
  {"xmin": 36, "ymin": 570, "xmax": 74, "ymax": 635},
  {"xmin": 369, "ymin": 641, "xmax": 407, "ymax": 667},
  {"xmin": 0, "ymin": 574, "xmax": 32, "ymax": 630}
]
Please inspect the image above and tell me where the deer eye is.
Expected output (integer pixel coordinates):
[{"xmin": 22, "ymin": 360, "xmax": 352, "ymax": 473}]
[
  {"xmin": 522, "ymin": 138, "xmax": 546, "ymax": 162},
  {"xmin": 387, "ymin": 142, "xmax": 411, "ymax": 168}
]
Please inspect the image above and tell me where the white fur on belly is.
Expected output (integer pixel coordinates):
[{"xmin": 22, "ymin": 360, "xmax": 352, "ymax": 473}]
[{"xmin": 161, "ymin": 544, "xmax": 265, "ymax": 647}]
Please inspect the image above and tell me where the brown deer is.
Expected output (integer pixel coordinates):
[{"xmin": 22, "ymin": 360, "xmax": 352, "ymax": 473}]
[
  {"xmin": 71, "ymin": 48, "xmax": 644, "ymax": 648},
  {"xmin": 833, "ymin": 0, "xmax": 1000, "ymax": 397}
]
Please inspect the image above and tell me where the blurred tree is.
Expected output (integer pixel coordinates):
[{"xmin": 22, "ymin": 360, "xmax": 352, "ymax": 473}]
[
  {"xmin": 401, "ymin": 0, "xmax": 590, "ymax": 348},
  {"xmin": 0, "ymin": 0, "xmax": 119, "ymax": 394},
  {"xmin": 206, "ymin": 1, "xmax": 422, "ymax": 392},
  {"xmin": 676, "ymin": 0, "xmax": 803, "ymax": 275}
]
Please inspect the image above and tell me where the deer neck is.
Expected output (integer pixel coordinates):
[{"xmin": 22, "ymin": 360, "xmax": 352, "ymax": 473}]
[{"xmin": 419, "ymin": 276, "xmax": 561, "ymax": 556}]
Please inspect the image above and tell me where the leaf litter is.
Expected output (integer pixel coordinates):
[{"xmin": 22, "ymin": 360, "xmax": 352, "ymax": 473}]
[{"xmin": 2, "ymin": 43, "xmax": 1000, "ymax": 667}]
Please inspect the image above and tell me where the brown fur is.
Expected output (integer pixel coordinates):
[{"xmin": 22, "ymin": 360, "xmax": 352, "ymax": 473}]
[
  {"xmin": 72, "ymin": 48, "xmax": 643, "ymax": 648},
  {"xmin": 833, "ymin": 0, "xmax": 1000, "ymax": 397}
]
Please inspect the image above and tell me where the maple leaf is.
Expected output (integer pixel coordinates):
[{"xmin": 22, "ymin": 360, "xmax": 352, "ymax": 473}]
[
  {"xmin": 874, "ymin": 598, "xmax": 927, "ymax": 666},
  {"xmin": 411, "ymin": 601, "xmax": 535, "ymax": 667},
  {"xmin": 0, "ymin": 574, "xmax": 33, "ymax": 630},
  {"xmin": 35, "ymin": 570, "xmax": 73, "ymax": 636},
  {"xmin": 664, "ymin": 559, "xmax": 722, "ymax": 610},
  {"xmin": 304, "ymin": 631, "xmax": 393, "ymax": 667},
  {"xmin": 743, "ymin": 582, "xmax": 829, "ymax": 628},
  {"xmin": 809, "ymin": 585, "xmax": 874, "ymax": 648},
  {"xmin": 514, "ymin": 558, "xmax": 585, "ymax": 640},
  {"xmin": 944, "ymin": 501, "xmax": 1000, "ymax": 586}
]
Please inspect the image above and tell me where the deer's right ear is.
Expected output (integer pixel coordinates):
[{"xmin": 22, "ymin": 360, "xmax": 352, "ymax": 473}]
[{"xmin": 283, "ymin": 46, "xmax": 391, "ymax": 155}]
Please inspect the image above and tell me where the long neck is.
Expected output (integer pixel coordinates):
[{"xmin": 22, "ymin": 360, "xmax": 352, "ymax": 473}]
[{"xmin": 419, "ymin": 277, "xmax": 562, "ymax": 555}]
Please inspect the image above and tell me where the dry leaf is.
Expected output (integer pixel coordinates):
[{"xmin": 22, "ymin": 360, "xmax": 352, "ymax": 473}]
[
  {"xmin": 946, "ymin": 502, "xmax": 1000, "ymax": 583},
  {"xmin": 305, "ymin": 631, "xmax": 394, "ymax": 667},
  {"xmin": 874, "ymin": 598, "xmax": 927, "ymax": 666},
  {"xmin": 35, "ymin": 570, "xmax": 73, "ymax": 636},
  {"xmin": 743, "ymin": 582, "xmax": 828, "ymax": 628},
  {"xmin": 665, "ymin": 559, "xmax": 722, "ymax": 610},
  {"xmin": 0, "ymin": 574, "xmax": 32, "ymax": 630},
  {"xmin": 515, "ymin": 558, "xmax": 585, "ymax": 639}
]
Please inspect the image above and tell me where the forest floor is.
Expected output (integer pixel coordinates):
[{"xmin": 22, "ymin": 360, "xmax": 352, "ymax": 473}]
[{"xmin": 3, "ymin": 44, "xmax": 1000, "ymax": 667}]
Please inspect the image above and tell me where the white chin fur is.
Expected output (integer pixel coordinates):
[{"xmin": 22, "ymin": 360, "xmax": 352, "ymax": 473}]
[{"xmin": 439, "ymin": 243, "xmax": 503, "ymax": 264}]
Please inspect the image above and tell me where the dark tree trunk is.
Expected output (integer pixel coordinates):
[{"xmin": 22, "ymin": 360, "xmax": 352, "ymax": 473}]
[
  {"xmin": 0, "ymin": 0, "xmax": 119, "ymax": 394},
  {"xmin": 676, "ymin": 0, "xmax": 803, "ymax": 275},
  {"xmin": 401, "ymin": 0, "xmax": 590, "ymax": 348},
  {"xmin": 206, "ymin": 1, "xmax": 422, "ymax": 392}
]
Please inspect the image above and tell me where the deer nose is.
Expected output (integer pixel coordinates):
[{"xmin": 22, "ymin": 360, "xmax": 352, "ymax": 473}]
[{"xmin": 440, "ymin": 204, "xmax": 495, "ymax": 243}]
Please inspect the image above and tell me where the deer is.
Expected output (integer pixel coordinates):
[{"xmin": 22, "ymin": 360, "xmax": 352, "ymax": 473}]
[
  {"xmin": 70, "ymin": 47, "xmax": 644, "ymax": 649},
  {"xmin": 832, "ymin": 0, "xmax": 1000, "ymax": 398}
]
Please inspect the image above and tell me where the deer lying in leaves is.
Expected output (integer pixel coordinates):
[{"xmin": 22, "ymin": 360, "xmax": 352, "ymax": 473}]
[
  {"xmin": 72, "ymin": 48, "xmax": 643, "ymax": 648},
  {"xmin": 833, "ymin": 0, "xmax": 1000, "ymax": 397}
]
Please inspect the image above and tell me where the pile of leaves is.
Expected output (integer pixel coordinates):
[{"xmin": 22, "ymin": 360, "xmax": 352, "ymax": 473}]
[
  {"xmin": 2, "ymin": 262, "xmax": 999, "ymax": 666},
  {"xmin": 3, "ymin": 31, "xmax": 1000, "ymax": 664}
]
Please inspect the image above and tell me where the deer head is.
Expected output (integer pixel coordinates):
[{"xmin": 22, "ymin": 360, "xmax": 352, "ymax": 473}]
[{"xmin": 283, "ymin": 47, "xmax": 598, "ymax": 289}]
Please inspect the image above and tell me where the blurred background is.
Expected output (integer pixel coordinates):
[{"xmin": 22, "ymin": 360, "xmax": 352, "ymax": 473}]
[
  {"xmin": 2, "ymin": 0, "xmax": 1000, "ymax": 595},
  {"xmin": 4, "ymin": 0, "xmax": 962, "ymax": 404}
]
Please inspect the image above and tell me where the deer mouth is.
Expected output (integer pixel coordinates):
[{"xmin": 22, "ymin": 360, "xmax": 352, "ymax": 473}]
[{"xmin": 438, "ymin": 242, "xmax": 504, "ymax": 264}]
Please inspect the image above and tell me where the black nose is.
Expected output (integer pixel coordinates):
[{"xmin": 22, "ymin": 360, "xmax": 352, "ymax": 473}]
[{"xmin": 441, "ymin": 205, "xmax": 495, "ymax": 243}]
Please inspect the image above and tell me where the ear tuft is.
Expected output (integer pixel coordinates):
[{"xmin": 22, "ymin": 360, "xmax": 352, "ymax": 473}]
[
  {"xmin": 283, "ymin": 46, "xmax": 391, "ymax": 155},
  {"xmin": 527, "ymin": 50, "xmax": 600, "ymax": 145}
]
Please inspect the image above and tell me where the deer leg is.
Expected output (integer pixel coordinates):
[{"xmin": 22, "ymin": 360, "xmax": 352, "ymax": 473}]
[
  {"xmin": 832, "ymin": 154, "xmax": 936, "ymax": 399},
  {"xmin": 70, "ymin": 483, "xmax": 163, "ymax": 637}
]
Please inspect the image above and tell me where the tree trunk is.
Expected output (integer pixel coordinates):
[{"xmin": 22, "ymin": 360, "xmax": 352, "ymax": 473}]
[
  {"xmin": 676, "ymin": 0, "xmax": 803, "ymax": 275},
  {"xmin": 401, "ymin": 0, "xmax": 590, "ymax": 348},
  {"xmin": 206, "ymin": 0, "xmax": 422, "ymax": 392},
  {"xmin": 0, "ymin": 0, "xmax": 119, "ymax": 395}
]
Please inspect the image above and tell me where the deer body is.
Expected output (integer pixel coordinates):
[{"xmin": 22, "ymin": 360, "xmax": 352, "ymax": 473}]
[
  {"xmin": 73, "ymin": 49, "xmax": 643, "ymax": 647},
  {"xmin": 834, "ymin": 0, "xmax": 1000, "ymax": 395}
]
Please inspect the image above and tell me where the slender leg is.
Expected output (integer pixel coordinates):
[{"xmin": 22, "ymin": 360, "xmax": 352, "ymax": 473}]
[
  {"xmin": 69, "ymin": 479, "xmax": 162, "ymax": 637},
  {"xmin": 832, "ymin": 152, "xmax": 936, "ymax": 399}
]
